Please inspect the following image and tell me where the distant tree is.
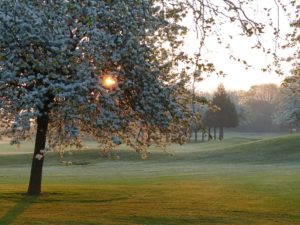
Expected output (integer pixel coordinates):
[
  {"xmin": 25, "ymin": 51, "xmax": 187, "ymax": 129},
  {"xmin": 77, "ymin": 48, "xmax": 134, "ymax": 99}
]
[
  {"xmin": 273, "ymin": 82, "xmax": 300, "ymax": 130},
  {"xmin": 189, "ymin": 119, "xmax": 202, "ymax": 141},
  {"xmin": 188, "ymin": 93, "xmax": 209, "ymax": 142},
  {"xmin": 246, "ymin": 84, "xmax": 279, "ymax": 102},
  {"xmin": 273, "ymin": 2, "xmax": 300, "ymax": 131},
  {"xmin": 240, "ymin": 84, "xmax": 280, "ymax": 132},
  {"xmin": 229, "ymin": 90, "xmax": 252, "ymax": 126},
  {"xmin": 203, "ymin": 84, "xmax": 239, "ymax": 140},
  {"xmin": 202, "ymin": 107, "xmax": 216, "ymax": 140}
]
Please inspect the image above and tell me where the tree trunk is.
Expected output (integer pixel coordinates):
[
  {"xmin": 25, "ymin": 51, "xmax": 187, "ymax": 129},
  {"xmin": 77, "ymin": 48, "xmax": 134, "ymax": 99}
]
[
  {"xmin": 27, "ymin": 112, "xmax": 49, "ymax": 196},
  {"xmin": 194, "ymin": 130, "xmax": 198, "ymax": 142},
  {"xmin": 213, "ymin": 126, "xmax": 217, "ymax": 140},
  {"xmin": 207, "ymin": 127, "xmax": 211, "ymax": 141},
  {"xmin": 202, "ymin": 131, "xmax": 205, "ymax": 142},
  {"xmin": 219, "ymin": 126, "xmax": 224, "ymax": 140}
]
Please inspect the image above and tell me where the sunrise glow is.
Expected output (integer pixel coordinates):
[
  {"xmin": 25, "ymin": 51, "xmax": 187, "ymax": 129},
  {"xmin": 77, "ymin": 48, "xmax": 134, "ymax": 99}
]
[{"xmin": 102, "ymin": 75, "xmax": 117, "ymax": 89}]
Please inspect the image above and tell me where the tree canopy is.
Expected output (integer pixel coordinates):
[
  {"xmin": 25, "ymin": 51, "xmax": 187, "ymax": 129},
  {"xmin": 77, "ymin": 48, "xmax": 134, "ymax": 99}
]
[
  {"xmin": 274, "ymin": 84, "xmax": 300, "ymax": 128},
  {"xmin": 0, "ymin": 0, "xmax": 187, "ymax": 150},
  {"xmin": 0, "ymin": 0, "xmax": 190, "ymax": 195},
  {"xmin": 203, "ymin": 84, "xmax": 239, "ymax": 139}
]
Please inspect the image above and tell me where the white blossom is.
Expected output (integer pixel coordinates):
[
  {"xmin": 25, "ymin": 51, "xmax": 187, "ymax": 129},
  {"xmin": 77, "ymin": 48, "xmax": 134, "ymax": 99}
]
[
  {"xmin": 35, "ymin": 154, "xmax": 43, "ymax": 160},
  {"xmin": 0, "ymin": 0, "xmax": 186, "ymax": 152}
]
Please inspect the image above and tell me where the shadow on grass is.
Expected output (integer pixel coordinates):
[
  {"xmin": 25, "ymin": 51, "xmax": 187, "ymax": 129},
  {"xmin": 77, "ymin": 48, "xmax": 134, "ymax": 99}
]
[{"xmin": 0, "ymin": 195, "xmax": 36, "ymax": 225}]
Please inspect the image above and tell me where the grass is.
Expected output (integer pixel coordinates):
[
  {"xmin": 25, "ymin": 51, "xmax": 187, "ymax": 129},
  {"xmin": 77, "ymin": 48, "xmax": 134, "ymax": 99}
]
[{"xmin": 0, "ymin": 132, "xmax": 300, "ymax": 224}]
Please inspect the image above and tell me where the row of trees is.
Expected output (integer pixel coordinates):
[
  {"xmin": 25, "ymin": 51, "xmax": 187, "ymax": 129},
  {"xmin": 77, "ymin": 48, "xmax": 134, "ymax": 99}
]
[
  {"xmin": 232, "ymin": 83, "xmax": 300, "ymax": 132},
  {"xmin": 189, "ymin": 82, "xmax": 300, "ymax": 142},
  {"xmin": 187, "ymin": 84, "xmax": 239, "ymax": 142}
]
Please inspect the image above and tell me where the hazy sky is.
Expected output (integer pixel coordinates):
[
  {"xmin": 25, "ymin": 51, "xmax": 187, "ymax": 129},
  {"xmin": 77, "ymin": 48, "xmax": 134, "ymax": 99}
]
[{"xmin": 183, "ymin": 0, "xmax": 292, "ymax": 93}]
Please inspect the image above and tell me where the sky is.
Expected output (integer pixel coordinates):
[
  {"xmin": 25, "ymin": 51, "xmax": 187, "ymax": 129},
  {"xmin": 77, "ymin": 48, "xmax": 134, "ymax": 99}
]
[{"xmin": 182, "ymin": 0, "xmax": 292, "ymax": 93}]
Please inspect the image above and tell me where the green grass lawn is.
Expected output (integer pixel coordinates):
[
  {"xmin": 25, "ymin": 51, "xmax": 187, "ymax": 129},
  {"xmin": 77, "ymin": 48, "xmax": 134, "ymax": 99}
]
[{"xmin": 0, "ymin": 132, "xmax": 300, "ymax": 225}]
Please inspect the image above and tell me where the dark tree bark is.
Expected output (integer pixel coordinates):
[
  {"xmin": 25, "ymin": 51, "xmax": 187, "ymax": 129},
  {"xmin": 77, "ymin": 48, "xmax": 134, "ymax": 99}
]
[
  {"xmin": 202, "ymin": 131, "xmax": 205, "ymax": 142},
  {"xmin": 219, "ymin": 126, "xmax": 224, "ymax": 140},
  {"xmin": 207, "ymin": 127, "xmax": 211, "ymax": 141},
  {"xmin": 194, "ymin": 130, "xmax": 198, "ymax": 142},
  {"xmin": 27, "ymin": 104, "xmax": 50, "ymax": 196}
]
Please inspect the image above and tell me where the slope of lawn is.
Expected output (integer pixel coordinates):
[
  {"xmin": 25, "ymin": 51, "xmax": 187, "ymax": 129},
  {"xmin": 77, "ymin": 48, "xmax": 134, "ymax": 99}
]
[
  {"xmin": 185, "ymin": 133, "xmax": 300, "ymax": 164},
  {"xmin": 0, "ymin": 132, "xmax": 300, "ymax": 225}
]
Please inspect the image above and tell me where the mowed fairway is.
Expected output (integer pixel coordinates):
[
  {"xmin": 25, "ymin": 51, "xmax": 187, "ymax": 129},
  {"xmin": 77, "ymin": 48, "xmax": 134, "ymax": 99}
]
[{"xmin": 0, "ymin": 133, "xmax": 300, "ymax": 225}]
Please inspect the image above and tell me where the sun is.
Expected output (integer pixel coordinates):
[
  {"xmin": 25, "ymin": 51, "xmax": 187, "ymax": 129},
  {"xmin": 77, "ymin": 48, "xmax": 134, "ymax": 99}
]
[{"xmin": 102, "ymin": 75, "xmax": 117, "ymax": 89}]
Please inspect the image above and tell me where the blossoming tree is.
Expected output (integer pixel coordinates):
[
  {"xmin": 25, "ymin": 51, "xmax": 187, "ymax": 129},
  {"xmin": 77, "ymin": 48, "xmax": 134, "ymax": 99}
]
[
  {"xmin": 0, "ymin": 0, "xmax": 188, "ymax": 195},
  {"xmin": 0, "ymin": 0, "xmax": 283, "ymax": 195}
]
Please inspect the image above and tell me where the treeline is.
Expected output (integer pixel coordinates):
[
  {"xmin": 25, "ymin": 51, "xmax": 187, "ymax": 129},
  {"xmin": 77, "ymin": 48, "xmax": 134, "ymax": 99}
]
[{"xmin": 189, "ymin": 83, "xmax": 300, "ymax": 141}]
